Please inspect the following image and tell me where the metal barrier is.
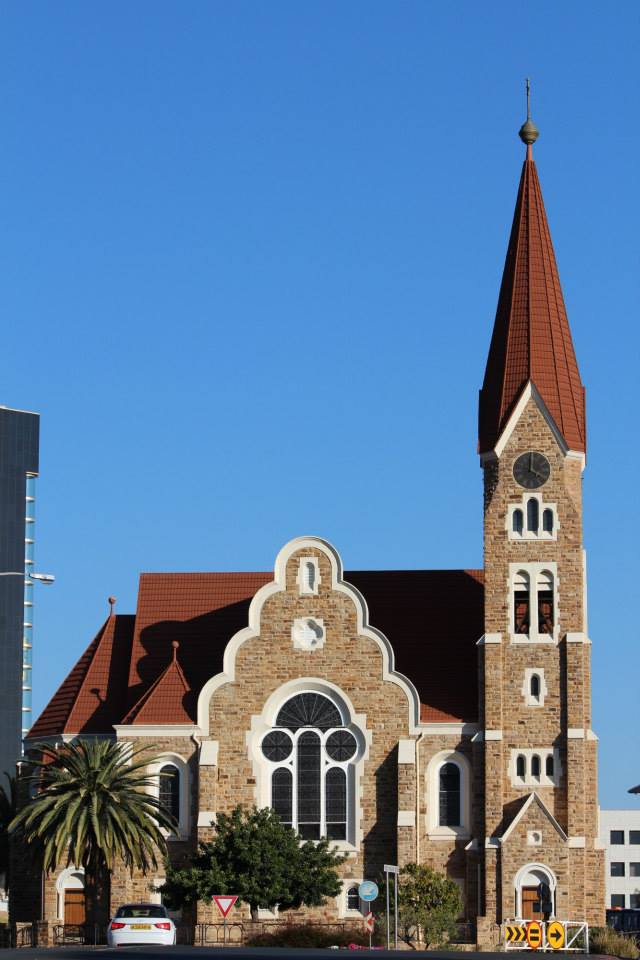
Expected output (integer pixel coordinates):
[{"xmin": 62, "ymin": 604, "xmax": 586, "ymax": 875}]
[
  {"xmin": 503, "ymin": 919, "xmax": 589, "ymax": 952},
  {"xmin": 13, "ymin": 924, "xmax": 34, "ymax": 948}
]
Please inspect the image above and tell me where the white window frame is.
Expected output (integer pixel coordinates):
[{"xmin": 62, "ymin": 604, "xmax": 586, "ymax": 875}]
[
  {"xmin": 507, "ymin": 493, "xmax": 558, "ymax": 542},
  {"xmin": 148, "ymin": 753, "xmax": 191, "ymax": 840},
  {"xmin": 509, "ymin": 562, "xmax": 559, "ymax": 644},
  {"xmin": 339, "ymin": 880, "xmax": 364, "ymax": 918},
  {"xmin": 249, "ymin": 681, "xmax": 369, "ymax": 853},
  {"xmin": 522, "ymin": 668, "xmax": 548, "ymax": 706},
  {"xmin": 296, "ymin": 557, "xmax": 321, "ymax": 596},
  {"xmin": 425, "ymin": 750, "xmax": 472, "ymax": 840},
  {"xmin": 509, "ymin": 748, "xmax": 561, "ymax": 788}
]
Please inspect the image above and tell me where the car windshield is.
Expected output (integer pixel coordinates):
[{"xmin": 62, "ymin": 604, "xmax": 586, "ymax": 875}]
[{"xmin": 115, "ymin": 905, "xmax": 168, "ymax": 919}]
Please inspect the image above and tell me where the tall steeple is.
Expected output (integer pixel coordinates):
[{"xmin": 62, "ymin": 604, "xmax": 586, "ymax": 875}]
[{"xmin": 478, "ymin": 87, "xmax": 586, "ymax": 455}]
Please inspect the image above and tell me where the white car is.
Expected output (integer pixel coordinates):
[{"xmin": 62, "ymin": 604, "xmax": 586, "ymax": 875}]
[{"xmin": 107, "ymin": 903, "xmax": 176, "ymax": 947}]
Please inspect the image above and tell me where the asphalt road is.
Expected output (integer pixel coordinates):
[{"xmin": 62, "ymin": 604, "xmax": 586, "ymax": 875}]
[{"xmin": 0, "ymin": 948, "xmax": 591, "ymax": 960}]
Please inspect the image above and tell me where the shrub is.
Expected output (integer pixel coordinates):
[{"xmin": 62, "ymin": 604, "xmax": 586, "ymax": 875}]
[
  {"xmin": 245, "ymin": 923, "xmax": 383, "ymax": 948},
  {"xmin": 590, "ymin": 926, "xmax": 639, "ymax": 959}
]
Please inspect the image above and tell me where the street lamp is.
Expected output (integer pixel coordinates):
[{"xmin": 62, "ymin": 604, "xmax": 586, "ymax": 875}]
[{"xmin": 0, "ymin": 571, "xmax": 55, "ymax": 583}]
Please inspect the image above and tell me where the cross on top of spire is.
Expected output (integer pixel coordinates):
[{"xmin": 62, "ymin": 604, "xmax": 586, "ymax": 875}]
[{"xmin": 519, "ymin": 77, "xmax": 539, "ymax": 148}]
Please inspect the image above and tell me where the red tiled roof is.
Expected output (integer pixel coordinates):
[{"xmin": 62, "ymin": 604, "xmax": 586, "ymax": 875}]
[
  {"xmin": 28, "ymin": 614, "xmax": 135, "ymax": 738},
  {"xmin": 30, "ymin": 568, "xmax": 483, "ymax": 736},
  {"xmin": 479, "ymin": 146, "xmax": 586, "ymax": 454}
]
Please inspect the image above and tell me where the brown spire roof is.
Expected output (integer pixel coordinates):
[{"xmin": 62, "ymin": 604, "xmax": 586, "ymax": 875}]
[
  {"xmin": 122, "ymin": 641, "xmax": 192, "ymax": 725},
  {"xmin": 479, "ymin": 143, "xmax": 586, "ymax": 454}
]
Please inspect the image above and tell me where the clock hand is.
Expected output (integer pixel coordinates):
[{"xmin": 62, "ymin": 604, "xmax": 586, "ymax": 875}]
[{"xmin": 529, "ymin": 452, "xmax": 533, "ymax": 472}]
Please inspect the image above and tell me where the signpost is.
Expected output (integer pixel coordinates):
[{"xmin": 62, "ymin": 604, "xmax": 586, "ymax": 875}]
[
  {"xmin": 213, "ymin": 895, "xmax": 238, "ymax": 945},
  {"xmin": 383, "ymin": 864, "xmax": 399, "ymax": 950}
]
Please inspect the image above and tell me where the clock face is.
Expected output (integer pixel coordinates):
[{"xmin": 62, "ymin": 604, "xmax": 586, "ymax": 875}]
[{"xmin": 513, "ymin": 451, "xmax": 550, "ymax": 489}]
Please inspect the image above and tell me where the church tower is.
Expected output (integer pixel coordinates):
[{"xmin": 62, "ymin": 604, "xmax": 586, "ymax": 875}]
[{"xmin": 477, "ymin": 97, "xmax": 604, "ymax": 936}]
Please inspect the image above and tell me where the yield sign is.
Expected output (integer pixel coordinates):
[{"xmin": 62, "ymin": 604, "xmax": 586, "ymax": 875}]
[{"xmin": 213, "ymin": 895, "xmax": 238, "ymax": 918}]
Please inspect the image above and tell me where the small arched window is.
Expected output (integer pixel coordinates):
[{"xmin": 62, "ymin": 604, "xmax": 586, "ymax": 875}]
[
  {"xmin": 543, "ymin": 509, "xmax": 554, "ymax": 534},
  {"xmin": 439, "ymin": 763, "xmax": 461, "ymax": 827},
  {"xmin": 516, "ymin": 755, "xmax": 526, "ymax": 779},
  {"xmin": 347, "ymin": 885, "xmax": 360, "ymax": 912},
  {"xmin": 514, "ymin": 571, "xmax": 530, "ymax": 634},
  {"xmin": 546, "ymin": 755, "xmax": 554, "ymax": 778},
  {"xmin": 527, "ymin": 498, "xmax": 539, "ymax": 533},
  {"xmin": 531, "ymin": 755, "xmax": 541, "ymax": 779},
  {"xmin": 303, "ymin": 561, "xmax": 316, "ymax": 592},
  {"xmin": 513, "ymin": 509, "xmax": 524, "ymax": 535},
  {"xmin": 159, "ymin": 764, "xmax": 180, "ymax": 823},
  {"xmin": 530, "ymin": 674, "xmax": 541, "ymax": 701}
]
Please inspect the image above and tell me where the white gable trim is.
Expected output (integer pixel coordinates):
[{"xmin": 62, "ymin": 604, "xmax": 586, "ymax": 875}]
[
  {"xmin": 197, "ymin": 536, "xmax": 423, "ymax": 735},
  {"xmin": 480, "ymin": 381, "xmax": 585, "ymax": 469},
  {"xmin": 501, "ymin": 791, "xmax": 569, "ymax": 844}
]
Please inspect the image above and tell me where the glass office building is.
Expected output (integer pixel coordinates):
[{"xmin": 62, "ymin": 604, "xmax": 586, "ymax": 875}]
[{"xmin": 0, "ymin": 406, "xmax": 39, "ymax": 780}]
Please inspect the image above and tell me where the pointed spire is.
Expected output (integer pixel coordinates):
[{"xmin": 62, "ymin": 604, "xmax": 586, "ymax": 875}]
[{"xmin": 478, "ymin": 92, "xmax": 586, "ymax": 455}]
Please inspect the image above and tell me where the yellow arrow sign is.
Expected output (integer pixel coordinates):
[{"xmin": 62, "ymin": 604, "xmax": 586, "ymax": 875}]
[{"xmin": 547, "ymin": 921, "xmax": 565, "ymax": 950}]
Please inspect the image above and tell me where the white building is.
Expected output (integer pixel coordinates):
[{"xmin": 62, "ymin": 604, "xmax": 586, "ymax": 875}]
[{"xmin": 599, "ymin": 810, "xmax": 640, "ymax": 909}]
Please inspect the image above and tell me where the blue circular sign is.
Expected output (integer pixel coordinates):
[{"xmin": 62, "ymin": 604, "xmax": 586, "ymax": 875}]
[{"xmin": 358, "ymin": 880, "xmax": 379, "ymax": 902}]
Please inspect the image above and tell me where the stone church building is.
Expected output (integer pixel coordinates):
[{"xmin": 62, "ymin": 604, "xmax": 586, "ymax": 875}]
[{"xmin": 15, "ymin": 116, "xmax": 605, "ymax": 944}]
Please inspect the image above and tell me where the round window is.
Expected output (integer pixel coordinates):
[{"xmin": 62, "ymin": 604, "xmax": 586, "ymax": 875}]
[
  {"xmin": 326, "ymin": 730, "xmax": 357, "ymax": 762},
  {"xmin": 261, "ymin": 731, "xmax": 293, "ymax": 761}
]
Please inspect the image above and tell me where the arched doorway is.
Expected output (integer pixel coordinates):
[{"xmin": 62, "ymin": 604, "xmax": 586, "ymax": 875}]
[
  {"xmin": 56, "ymin": 868, "xmax": 85, "ymax": 925},
  {"xmin": 514, "ymin": 864, "xmax": 556, "ymax": 920}
]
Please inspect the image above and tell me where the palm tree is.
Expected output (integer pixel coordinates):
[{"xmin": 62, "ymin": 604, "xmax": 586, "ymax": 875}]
[
  {"xmin": 0, "ymin": 773, "xmax": 17, "ymax": 895},
  {"xmin": 10, "ymin": 740, "xmax": 176, "ymax": 932}
]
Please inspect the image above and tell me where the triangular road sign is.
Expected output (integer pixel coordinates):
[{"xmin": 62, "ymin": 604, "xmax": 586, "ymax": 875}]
[{"xmin": 213, "ymin": 895, "xmax": 238, "ymax": 918}]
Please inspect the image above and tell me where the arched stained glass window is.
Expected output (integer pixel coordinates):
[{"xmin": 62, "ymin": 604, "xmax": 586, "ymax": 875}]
[
  {"xmin": 531, "ymin": 755, "xmax": 541, "ymax": 779},
  {"xmin": 545, "ymin": 755, "xmax": 554, "ymax": 778},
  {"xmin": 159, "ymin": 764, "xmax": 180, "ymax": 823},
  {"xmin": 276, "ymin": 693, "xmax": 341, "ymax": 731},
  {"xmin": 543, "ymin": 509, "xmax": 554, "ymax": 534},
  {"xmin": 272, "ymin": 767, "xmax": 293, "ymax": 827},
  {"xmin": 439, "ymin": 762, "xmax": 461, "ymax": 827},
  {"xmin": 263, "ymin": 691, "xmax": 359, "ymax": 842},
  {"xmin": 527, "ymin": 498, "xmax": 539, "ymax": 533},
  {"xmin": 326, "ymin": 767, "xmax": 347, "ymax": 840},
  {"xmin": 297, "ymin": 732, "xmax": 321, "ymax": 839},
  {"xmin": 516, "ymin": 755, "xmax": 526, "ymax": 778}
]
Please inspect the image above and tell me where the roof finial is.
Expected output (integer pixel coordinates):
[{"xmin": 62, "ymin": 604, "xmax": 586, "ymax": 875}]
[
  {"xmin": 108, "ymin": 596, "xmax": 116, "ymax": 616},
  {"xmin": 518, "ymin": 77, "xmax": 539, "ymax": 149},
  {"xmin": 171, "ymin": 640, "xmax": 179, "ymax": 662}
]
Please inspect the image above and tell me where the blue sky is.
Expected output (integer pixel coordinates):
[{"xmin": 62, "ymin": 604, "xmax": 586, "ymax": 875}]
[{"xmin": 1, "ymin": 2, "xmax": 638, "ymax": 808}]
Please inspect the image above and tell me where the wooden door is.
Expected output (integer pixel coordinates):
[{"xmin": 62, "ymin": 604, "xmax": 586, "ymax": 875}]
[
  {"xmin": 521, "ymin": 886, "xmax": 542, "ymax": 920},
  {"xmin": 64, "ymin": 890, "xmax": 86, "ymax": 925}
]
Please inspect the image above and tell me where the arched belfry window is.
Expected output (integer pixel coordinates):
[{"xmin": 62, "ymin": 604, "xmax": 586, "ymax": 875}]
[
  {"xmin": 261, "ymin": 692, "xmax": 358, "ymax": 841},
  {"xmin": 159, "ymin": 764, "xmax": 180, "ymax": 823},
  {"xmin": 439, "ymin": 762, "xmax": 461, "ymax": 827}
]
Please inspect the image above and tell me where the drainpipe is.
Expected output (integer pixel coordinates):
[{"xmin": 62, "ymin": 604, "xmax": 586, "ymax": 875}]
[{"xmin": 415, "ymin": 732, "xmax": 426, "ymax": 862}]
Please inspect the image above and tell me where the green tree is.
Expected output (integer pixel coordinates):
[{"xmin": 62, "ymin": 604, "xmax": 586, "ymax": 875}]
[
  {"xmin": 162, "ymin": 805, "xmax": 344, "ymax": 919},
  {"xmin": 10, "ymin": 740, "xmax": 175, "ymax": 930},
  {"xmin": 0, "ymin": 773, "xmax": 17, "ymax": 895},
  {"xmin": 380, "ymin": 863, "xmax": 462, "ymax": 948}
]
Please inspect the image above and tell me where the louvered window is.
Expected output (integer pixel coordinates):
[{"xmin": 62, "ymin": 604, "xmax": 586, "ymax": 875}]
[
  {"xmin": 262, "ymin": 692, "xmax": 357, "ymax": 842},
  {"xmin": 537, "ymin": 571, "xmax": 554, "ymax": 634},
  {"xmin": 514, "ymin": 571, "xmax": 530, "ymax": 634}
]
